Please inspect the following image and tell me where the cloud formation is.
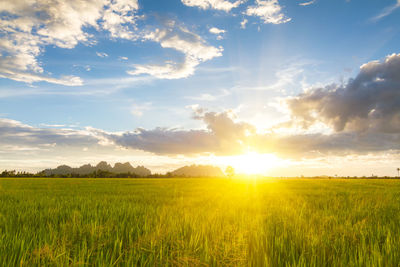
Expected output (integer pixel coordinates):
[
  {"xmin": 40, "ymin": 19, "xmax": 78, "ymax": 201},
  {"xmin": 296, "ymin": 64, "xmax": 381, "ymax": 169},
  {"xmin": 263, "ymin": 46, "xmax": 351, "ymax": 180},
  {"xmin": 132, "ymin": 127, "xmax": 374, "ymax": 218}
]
[
  {"xmin": 371, "ymin": 0, "xmax": 400, "ymax": 22},
  {"xmin": 253, "ymin": 132, "xmax": 400, "ymax": 158},
  {"xmin": 286, "ymin": 53, "xmax": 400, "ymax": 133},
  {"xmin": 240, "ymin": 19, "xmax": 248, "ymax": 29},
  {"xmin": 181, "ymin": 0, "xmax": 244, "ymax": 12},
  {"xmin": 209, "ymin": 27, "xmax": 225, "ymax": 40},
  {"xmin": 105, "ymin": 108, "xmax": 255, "ymax": 155},
  {"xmin": 96, "ymin": 52, "xmax": 109, "ymax": 58},
  {"xmin": 209, "ymin": 27, "xmax": 226, "ymax": 34},
  {"xmin": 185, "ymin": 89, "xmax": 230, "ymax": 101},
  {"xmin": 1, "ymin": 117, "xmax": 398, "ymax": 175},
  {"xmin": 0, "ymin": 118, "xmax": 101, "ymax": 149},
  {"xmin": 0, "ymin": 0, "xmax": 293, "ymax": 85},
  {"xmin": 104, "ymin": 111, "xmax": 400, "ymax": 158},
  {"xmin": 2, "ymin": 53, "xmax": 400, "ymax": 159},
  {"xmin": 299, "ymin": 0, "xmax": 316, "ymax": 6},
  {"xmin": 0, "ymin": 0, "xmax": 139, "ymax": 85},
  {"xmin": 128, "ymin": 22, "xmax": 223, "ymax": 79},
  {"xmin": 116, "ymin": 53, "xmax": 400, "ymax": 157},
  {"xmin": 245, "ymin": 0, "xmax": 291, "ymax": 24}
]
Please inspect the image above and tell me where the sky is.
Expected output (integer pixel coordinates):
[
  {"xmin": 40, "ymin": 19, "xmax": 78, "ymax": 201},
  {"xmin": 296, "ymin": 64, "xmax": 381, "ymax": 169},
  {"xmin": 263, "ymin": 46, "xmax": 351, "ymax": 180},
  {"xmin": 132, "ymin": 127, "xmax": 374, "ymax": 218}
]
[{"xmin": 1, "ymin": 0, "xmax": 400, "ymax": 176}]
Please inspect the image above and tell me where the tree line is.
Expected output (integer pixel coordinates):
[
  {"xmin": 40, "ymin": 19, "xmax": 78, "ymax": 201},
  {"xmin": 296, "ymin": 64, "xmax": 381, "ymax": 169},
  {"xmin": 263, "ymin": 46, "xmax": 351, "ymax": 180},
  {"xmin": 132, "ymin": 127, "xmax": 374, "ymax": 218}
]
[
  {"xmin": 0, "ymin": 162, "xmax": 227, "ymax": 178},
  {"xmin": 0, "ymin": 169, "xmax": 170, "ymax": 178}
]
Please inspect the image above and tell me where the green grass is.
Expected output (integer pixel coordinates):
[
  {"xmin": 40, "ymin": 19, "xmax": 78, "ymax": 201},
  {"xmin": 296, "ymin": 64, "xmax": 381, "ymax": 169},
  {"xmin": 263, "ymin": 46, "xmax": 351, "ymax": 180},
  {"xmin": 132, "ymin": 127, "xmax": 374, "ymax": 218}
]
[{"xmin": 1, "ymin": 178, "xmax": 400, "ymax": 266}]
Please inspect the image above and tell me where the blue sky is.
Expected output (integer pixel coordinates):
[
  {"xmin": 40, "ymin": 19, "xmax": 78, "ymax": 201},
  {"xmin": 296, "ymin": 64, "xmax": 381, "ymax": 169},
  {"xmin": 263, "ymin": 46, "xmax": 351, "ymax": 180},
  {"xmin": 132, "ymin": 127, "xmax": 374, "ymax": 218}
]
[{"xmin": 1, "ymin": 0, "xmax": 400, "ymax": 175}]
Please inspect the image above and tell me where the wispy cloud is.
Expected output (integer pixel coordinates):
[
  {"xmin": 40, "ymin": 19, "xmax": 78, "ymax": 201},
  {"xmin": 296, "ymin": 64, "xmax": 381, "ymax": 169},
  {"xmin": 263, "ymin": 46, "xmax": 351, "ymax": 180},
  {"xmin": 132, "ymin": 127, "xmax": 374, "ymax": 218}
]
[
  {"xmin": 0, "ymin": 75, "xmax": 155, "ymax": 98},
  {"xmin": 185, "ymin": 89, "xmax": 230, "ymax": 101},
  {"xmin": 0, "ymin": 71, "xmax": 83, "ymax": 86},
  {"xmin": 96, "ymin": 52, "xmax": 109, "ymax": 58},
  {"xmin": 371, "ymin": 0, "xmax": 400, "ymax": 22},
  {"xmin": 131, "ymin": 102, "xmax": 153, "ymax": 117},
  {"xmin": 299, "ymin": 0, "xmax": 316, "ymax": 6},
  {"xmin": 235, "ymin": 60, "xmax": 311, "ymax": 93}
]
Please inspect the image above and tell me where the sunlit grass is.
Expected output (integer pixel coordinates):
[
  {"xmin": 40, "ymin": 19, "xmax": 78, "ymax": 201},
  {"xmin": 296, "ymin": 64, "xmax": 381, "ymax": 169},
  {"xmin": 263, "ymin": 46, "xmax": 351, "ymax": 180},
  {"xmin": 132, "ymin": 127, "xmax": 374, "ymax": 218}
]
[{"xmin": 1, "ymin": 178, "xmax": 400, "ymax": 266}]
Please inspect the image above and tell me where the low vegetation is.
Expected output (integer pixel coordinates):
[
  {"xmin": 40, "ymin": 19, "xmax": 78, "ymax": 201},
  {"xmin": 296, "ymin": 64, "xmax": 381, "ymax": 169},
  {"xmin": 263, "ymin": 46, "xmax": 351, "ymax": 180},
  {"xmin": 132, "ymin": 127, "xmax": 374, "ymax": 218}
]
[{"xmin": 1, "ymin": 178, "xmax": 400, "ymax": 266}]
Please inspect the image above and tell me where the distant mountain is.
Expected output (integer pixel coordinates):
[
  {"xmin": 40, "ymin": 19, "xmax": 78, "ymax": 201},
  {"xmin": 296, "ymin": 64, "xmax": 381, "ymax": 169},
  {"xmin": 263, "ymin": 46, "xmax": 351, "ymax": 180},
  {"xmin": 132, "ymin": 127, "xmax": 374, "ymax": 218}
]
[
  {"xmin": 45, "ymin": 165, "xmax": 73, "ymax": 176},
  {"xmin": 41, "ymin": 162, "xmax": 224, "ymax": 178},
  {"xmin": 170, "ymin": 164, "xmax": 224, "ymax": 177},
  {"xmin": 43, "ymin": 161, "xmax": 151, "ymax": 177},
  {"xmin": 95, "ymin": 161, "xmax": 112, "ymax": 172}
]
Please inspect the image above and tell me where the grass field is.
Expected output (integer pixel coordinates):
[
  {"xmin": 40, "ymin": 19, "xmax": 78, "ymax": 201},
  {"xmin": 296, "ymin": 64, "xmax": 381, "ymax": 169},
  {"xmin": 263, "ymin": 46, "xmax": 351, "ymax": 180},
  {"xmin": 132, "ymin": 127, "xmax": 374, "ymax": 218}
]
[{"xmin": 1, "ymin": 178, "xmax": 400, "ymax": 266}]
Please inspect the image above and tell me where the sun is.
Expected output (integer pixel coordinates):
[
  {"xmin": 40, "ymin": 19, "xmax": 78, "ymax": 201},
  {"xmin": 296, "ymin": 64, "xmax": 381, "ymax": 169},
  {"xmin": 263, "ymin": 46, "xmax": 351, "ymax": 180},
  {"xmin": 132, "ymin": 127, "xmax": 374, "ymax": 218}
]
[{"xmin": 227, "ymin": 152, "xmax": 281, "ymax": 175}]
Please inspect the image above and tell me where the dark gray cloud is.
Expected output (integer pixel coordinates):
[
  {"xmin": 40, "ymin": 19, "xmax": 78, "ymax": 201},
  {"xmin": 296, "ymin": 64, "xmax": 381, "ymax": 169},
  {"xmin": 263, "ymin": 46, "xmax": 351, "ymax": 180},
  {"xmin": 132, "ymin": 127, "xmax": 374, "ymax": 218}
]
[{"xmin": 287, "ymin": 53, "xmax": 400, "ymax": 133}]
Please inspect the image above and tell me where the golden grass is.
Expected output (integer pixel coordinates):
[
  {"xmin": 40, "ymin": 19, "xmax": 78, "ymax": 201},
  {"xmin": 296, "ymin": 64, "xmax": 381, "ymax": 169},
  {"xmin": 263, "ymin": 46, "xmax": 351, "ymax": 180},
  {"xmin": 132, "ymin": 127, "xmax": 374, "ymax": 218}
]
[{"xmin": 0, "ymin": 178, "xmax": 399, "ymax": 266}]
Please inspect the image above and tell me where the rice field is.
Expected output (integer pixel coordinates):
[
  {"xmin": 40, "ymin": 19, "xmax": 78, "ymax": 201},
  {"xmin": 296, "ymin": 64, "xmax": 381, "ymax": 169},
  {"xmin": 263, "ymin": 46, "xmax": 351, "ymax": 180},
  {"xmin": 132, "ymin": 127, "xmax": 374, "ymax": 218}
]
[{"xmin": 0, "ymin": 178, "xmax": 400, "ymax": 266}]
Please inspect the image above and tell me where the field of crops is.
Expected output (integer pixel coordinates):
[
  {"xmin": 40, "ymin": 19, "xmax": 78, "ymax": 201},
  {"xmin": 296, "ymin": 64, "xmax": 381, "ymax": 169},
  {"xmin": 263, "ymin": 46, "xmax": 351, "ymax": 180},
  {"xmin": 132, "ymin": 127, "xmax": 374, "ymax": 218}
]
[{"xmin": 1, "ymin": 178, "xmax": 400, "ymax": 266}]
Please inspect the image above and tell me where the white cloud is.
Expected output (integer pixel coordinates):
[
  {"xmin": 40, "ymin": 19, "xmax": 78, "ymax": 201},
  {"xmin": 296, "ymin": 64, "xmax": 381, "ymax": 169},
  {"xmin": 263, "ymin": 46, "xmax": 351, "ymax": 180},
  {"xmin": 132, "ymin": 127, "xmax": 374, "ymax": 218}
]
[
  {"xmin": 209, "ymin": 27, "xmax": 226, "ymax": 34},
  {"xmin": 299, "ymin": 0, "xmax": 316, "ymax": 6},
  {"xmin": 245, "ymin": 0, "xmax": 291, "ymax": 24},
  {"xmin": 128, "ymin": 22, "xmax": 223, "ymax": 79},
  {"xmin": 0, "ymin": 0, "xmax": 139, "ymax": 85},
  {"xmin": 129, "ymin": 58, "xmax": 199, "ymax": 79},
  {"xmin": 119, "ymin": 56, "xmax": 129, "ymax": 60},
  {"xmin": 181, "ymin": 0, "xmax": 244, "ymax": 12},
  {"xmin": 209, "ymin": 27, "xmax": 225, "ymax": 40},
  {"xmin": 240, "ymin": 18, "xmax": 248, "ymax": 29},
  {"xmin": 101, "ymin": 0, "xmax": 139, "ymax": 39},
  {"xmin": 189, "ymin": 94, "xmax": 217, "ymax": 101},
  {"xmin": 131, "ymin": 102, "xmax": 152, "ymax": 117},
  {"xmin": 185, "ymin": 89, "xmax": 230, "ymax": 101},
  {"xmin": 96, "ymin": 52, "xmax": 109, "ymax": 58}
]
